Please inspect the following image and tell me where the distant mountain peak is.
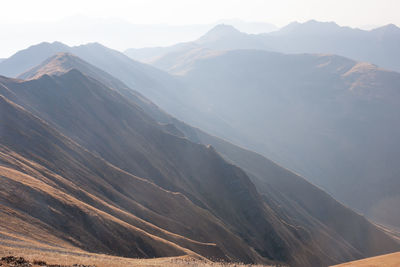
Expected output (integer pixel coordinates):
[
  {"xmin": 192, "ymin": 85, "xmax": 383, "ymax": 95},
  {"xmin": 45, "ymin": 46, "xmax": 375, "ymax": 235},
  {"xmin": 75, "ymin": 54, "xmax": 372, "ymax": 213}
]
[
  {"xmin": 278, "ymin": 20, "xmax": 344, "ymax": 35},
  {"xmin": 197, "ymin": 24, "xmax": 243, "ymax": 44},
  {"xmin": 372, "ymin": 23, "xmax": 400, "ymax": 34},
  {"xmin": 77, "ymin": 42, "xmax": 105, "ymax": 48},
  {"xmin": 31, "ymin": 41, "xmax": 69, "ymax": 50},
  {"xmin": 208, "ymin": 24, "xmax": 241, "ymax": 33}
]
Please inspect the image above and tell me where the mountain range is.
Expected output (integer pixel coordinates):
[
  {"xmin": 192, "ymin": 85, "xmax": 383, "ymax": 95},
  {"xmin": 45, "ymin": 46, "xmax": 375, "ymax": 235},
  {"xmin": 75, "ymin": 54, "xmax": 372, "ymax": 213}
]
[
  {"xmin": 0, "ymin": 16, "xmax": 278, "ymax": 60},
  {"xmin": 1, "ymin": 41, "xmax": 399, "ymax": 266},
  {"xmin": 125, "ymin": 20, "xmax": 400, "ymax": 73},
  {"xmin": 121, "ymin": 23, "xmax": 400, "ymax": 230}
]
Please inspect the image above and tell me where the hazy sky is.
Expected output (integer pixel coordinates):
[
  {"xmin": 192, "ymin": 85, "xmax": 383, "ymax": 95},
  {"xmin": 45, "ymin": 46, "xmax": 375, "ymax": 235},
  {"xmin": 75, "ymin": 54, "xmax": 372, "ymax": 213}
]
[
  {"xmin": 1, "ymin": 0, "xmax": 399, "ymax": 58},
  {"xmin": 2, "ymin": 0, "xmax": 399, "ymax": 26}
]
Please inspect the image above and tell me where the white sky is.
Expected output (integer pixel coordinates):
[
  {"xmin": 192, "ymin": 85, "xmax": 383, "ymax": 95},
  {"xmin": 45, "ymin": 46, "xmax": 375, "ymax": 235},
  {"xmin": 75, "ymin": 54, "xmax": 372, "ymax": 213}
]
[
  {"xmin": 1, "ymin": 0, "xmax": 399, "ymax": 26},
  {"xmin": 0, "ymin": 0, "xmax": 399, "ymax": 58}
]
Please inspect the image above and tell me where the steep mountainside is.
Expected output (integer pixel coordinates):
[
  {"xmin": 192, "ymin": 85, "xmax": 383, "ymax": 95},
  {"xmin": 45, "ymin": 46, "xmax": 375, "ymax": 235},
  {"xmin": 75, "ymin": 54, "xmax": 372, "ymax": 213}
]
[
  {"xmin": 1, "ymin": 74, "xmax": 287, "ymax": 264},
  {"xmin": 7, "ymin": 41, "xmax": 400, "ymax": 226},
  {"xmin": 17, "ymin": 52, "xmax": 167, "ymax": 121},
  {"xmin": 0, "ymin": 94, "xmax": 225, "ymax": 260},
  {"xmin": 0, "ymin": 42, "xmax": 182, "ymax": 103},
  {"xmin": 164, "ymin": 49, "xmax": 400, "ymax": 229},
  {"xmin": 2, "ymin": 54, "xmax": 399, "ymax": 265},
  {"xmin": 0, "ymin": 42, "xmax": 233, "ymax": 140},
  {"xmin": 1, "ymin": 70, "xmax": 365, "ymax": 267}
]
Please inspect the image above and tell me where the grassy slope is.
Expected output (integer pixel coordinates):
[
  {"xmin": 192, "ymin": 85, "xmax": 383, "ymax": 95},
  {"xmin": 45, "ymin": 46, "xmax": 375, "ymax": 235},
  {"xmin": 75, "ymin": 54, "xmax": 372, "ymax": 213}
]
[
  {"xmin": 9, "ymin": 53, "xmax": 400, "ymax": 265},
  {"xmin": 332, "ymin": 252, "xmax": 400, "ymax": 267}
]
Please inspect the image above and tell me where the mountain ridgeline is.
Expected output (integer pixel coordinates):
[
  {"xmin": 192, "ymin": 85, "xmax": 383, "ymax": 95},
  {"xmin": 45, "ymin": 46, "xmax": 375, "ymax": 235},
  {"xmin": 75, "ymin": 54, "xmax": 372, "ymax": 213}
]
[
  {"xmin": 0, "ymin": 40, "xmax": 399, "ymax": 266},
  {"xmin": 122, "ymin": 23, "xmax": 400, "ymax": 230},
  {"xmin": 125, "ymin": 21, "xmax": 400, "ymax": 73}
]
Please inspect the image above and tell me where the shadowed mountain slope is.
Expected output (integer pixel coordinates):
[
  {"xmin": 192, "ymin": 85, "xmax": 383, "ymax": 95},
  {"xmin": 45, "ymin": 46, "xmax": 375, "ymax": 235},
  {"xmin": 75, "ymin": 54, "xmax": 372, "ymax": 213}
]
[
  {"xmin": 0, "ymin": 42, "xmax": 185, "ymax": 115},
  {"xmin": 0, "ymin": 42, "xmax": 237, "ymax": 142},
  {"xmin": 17, "ymin": 52, "xmax": 167, "ymax": 122},
  {"xmin": 1, "ymin": 93, "xmax": 250, "ymax": 260},
  {"xmin": 160, "ymin": 49, "xmax": 400, "ymax": 230},
  {"xmin": 0, "ymin": 95, "xmax": 226, "ymax": 260},
  {"xmin": 0, "ymin": 71, "xmax": 334, "ymax": 266},
  {"xmin": 135, "ymin": 32, "xmax": 400, "ymax": 230},
  {"xmin": 2, "ymin": 53, "xmax": 399, "ymax": 265}
]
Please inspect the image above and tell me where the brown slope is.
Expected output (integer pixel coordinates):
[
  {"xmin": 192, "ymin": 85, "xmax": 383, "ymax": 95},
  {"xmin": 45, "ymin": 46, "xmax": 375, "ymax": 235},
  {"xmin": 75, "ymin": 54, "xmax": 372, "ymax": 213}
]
[
  {"xmin": 3, "ymin": 42, "xmax": 237, "ymax": 143},
  {"xmin": 0, "ymin": 94, "xmax": 237, "ymax": 260},
  {"xmin": 332, "ymin": 252, "xmax": 400, "ymax": 267},
  {"xmin": 13, "ymin": 53, "xmax": 400, "ymax": 265},
  {"xmin": 0, "ymin": 69, "xmax": 351, "ymax": 266},
  {"xmin": 17, "ymin": 52, "xmax": 171, "ymax": 124},
  {"xmin": 0, "ymin": 165, "xmax": 198, "ymax": 259},
  {"xmin": 179, "ymin": 126, "xmax": 400, "ymax": 258},
  {"xmin": 0, "ymin": 77, "xmax": 277, "ymax": 264}
]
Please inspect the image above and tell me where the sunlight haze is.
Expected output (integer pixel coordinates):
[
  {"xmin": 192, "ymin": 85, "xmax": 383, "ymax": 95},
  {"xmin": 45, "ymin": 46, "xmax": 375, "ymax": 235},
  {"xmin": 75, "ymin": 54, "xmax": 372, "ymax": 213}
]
[
  {"xmin": 0, "ymin": 0, "xmax": 399, "ymax": 57},
  {"xmin": 1, "ymin": 0, "xmax": 399, "ymax": 26}
]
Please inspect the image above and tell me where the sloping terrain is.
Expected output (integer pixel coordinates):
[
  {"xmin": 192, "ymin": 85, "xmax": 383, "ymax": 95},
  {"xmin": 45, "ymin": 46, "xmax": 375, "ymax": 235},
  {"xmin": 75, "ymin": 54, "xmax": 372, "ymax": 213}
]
[
  {"xmin": 332, "ymin": 252, "xmax": 400, "ymax": 267},
  {"xmin": 28, "ymin": 53, "xmax": 400, "ymax": 257},
  {"xmin": 0, "ymin": 69, "xmax": 331, "ymax": 265},
  {"xmin": 2, "ymin": 75, "xmax": 285, "ymax": 262},
  {"xmin": 153, "ymin": 49, "xmax": 400, "ymax": 230},
  {"xmin": 1, "ymin": 53, "xmax": 399, "ymax": 265},
  {"xmin": 0, "ymin": 94, "xmax": 235, "ymax": 261},
  {"xmin": 0, "ymin": 41, "xmax": 229, "ymax": 140},
  {"xmin": 102, "ymin": 33, "xmax": 400, "ymax": 231},
  {"xmin": 0, "ymin": 73, "xmax": 324, "ymax": 266},
  {"xmin": 0, "ymin": 41, "xmax": 185, "ymax": 116},
  {"xmin": 143, "ymin": 50, "xmax": 400, "ymax": 230}
]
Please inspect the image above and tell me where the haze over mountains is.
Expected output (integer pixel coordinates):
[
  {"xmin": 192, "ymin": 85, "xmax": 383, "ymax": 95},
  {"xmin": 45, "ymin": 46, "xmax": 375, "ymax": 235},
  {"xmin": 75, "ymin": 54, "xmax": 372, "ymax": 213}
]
[
  {"xmin": 0, "ymin": 16, "xmax": 278, "ymax": 59},
  {"xmin": 126, "ymin": 20, "xmax": 400, "ymax": 73},
  {"xmin": 1, "ymin": 17, "xmax": 400, "ymax": 266},
  {"xmin": 174, "ymin": 49, "xmax": 400, "ymax": 229},
  {"xmin": 121, "ymin": 22, "xmax": 400, "ymax": 230},
  {"xmin": 1, "ymin": 37, "xmax": 399, "ymax": 266}
]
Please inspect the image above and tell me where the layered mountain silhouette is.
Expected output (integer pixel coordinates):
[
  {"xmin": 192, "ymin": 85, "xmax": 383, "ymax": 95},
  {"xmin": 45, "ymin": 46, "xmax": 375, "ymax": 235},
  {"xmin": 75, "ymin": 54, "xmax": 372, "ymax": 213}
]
[
  {"xmin": 122, "ymin": 23, "xmax": 400, "ymax": 230},
  {"xmin": 126, "ymin": 21, "xmax": 400, "ymax": 73},
  {"xmin": 1, "ymin": 48, "xmax": 399, "ymax": 266},
  {"xmin": 124, "ymin": 24, "xmax": 266, "ymax": 71},
  {"xmin": 0, "ymin": 41, "xmax": 233, "ymax": 138},
  {"xmin": 154, "ymin": 48, "xmax": 400, "ymax": 229},
  {"xmin": 262, "ymin": 20, "xmax": 400, "ymax": 72},
  {"xmin": 126, "ymin": 24, "xmax": 400, "ymax": 230}
]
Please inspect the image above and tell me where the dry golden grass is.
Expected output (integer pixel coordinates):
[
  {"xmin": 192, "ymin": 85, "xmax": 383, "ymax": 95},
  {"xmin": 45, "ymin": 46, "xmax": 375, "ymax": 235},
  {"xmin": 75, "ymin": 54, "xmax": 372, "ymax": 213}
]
[
  {"xmin": 0, "ymin": 243, "xmax": 271, "ymax": 267},
  {"xmin": 332, "ymin": 252, "xmax": 400, "ymax": 267}
]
